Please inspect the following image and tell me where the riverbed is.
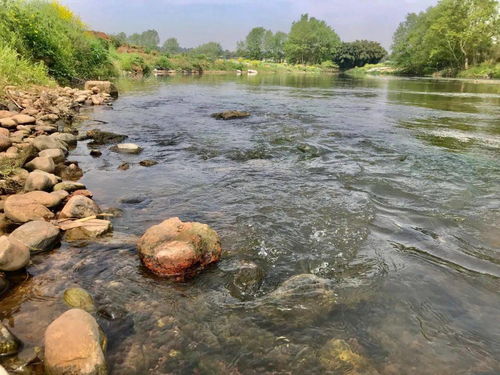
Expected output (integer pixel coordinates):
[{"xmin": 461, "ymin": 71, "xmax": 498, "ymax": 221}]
[{"xmin": 1, "ymin": 74, "xmax": 499, "ymax": 374}]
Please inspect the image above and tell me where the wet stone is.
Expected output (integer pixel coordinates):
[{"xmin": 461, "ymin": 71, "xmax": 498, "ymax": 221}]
[
  {"xmin": 63, "ymin": 287, "xmax": 96, "ymax": 313},
  {"xmin": 139, "ymin": 159, "xmax": 158, "ymax": 167},
  {"xmin": 0, "ymin": 322, "xmax": 21, "ymax": 357}
]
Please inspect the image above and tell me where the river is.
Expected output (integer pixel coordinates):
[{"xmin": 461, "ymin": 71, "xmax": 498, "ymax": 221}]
[{"xmin": 1, "ymin": 74, "xmax": 499, "ymax": 374}]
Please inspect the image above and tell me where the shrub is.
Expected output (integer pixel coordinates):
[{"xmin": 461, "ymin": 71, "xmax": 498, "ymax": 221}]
[
  {"xmin": 0, "ymin": 0, "xmax": 116, "ymax": 84},
  {"xmin": 0, "ymin": 42, "xmax": 55, "ymax": 90}
]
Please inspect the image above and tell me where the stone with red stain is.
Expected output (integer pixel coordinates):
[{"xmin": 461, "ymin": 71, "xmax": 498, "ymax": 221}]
[{"xmin": 137, "ymin": 217, "xmax": 221, "ymax": 280}]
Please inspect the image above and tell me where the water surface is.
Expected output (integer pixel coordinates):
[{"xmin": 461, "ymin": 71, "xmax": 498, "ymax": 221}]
[{"xmin": 1, "ymin": 74, "xmax": 499, "ymax": 374}]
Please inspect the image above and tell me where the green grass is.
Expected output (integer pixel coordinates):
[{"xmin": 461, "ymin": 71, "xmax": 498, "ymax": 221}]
[
  {"xmin": 0, "ymin": 42, "xmax": 55, "ymax": 90},
  {"xmin": 457, "ymin": 63, "xmax": 500, "ymax": 79},
  {"xmin": 345, "ymin": 63, "xmax": 399, "ymax": 76}
]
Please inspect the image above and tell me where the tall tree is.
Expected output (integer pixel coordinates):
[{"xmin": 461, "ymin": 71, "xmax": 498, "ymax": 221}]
[
  {"xmin": 128, "ymin": 29, "xmax": 160, "ymax": 49},
  {"xmin": 284, "ymin": 14, "xmax": 341, "ymax": 64},
  {"xmin": 392, "ymin": 0, "xmax": 499, "ymax": 74},
  {"xmin": 162, "ymin": 38, "xmax": 181, "ymax": 54},
  {"xmin": 191, "ymin": 42, "xmax": 223, "ymax": 58}
]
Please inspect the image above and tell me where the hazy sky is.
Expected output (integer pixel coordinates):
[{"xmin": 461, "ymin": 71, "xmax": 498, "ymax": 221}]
[{"xmin": 60, "ymin": 0, "xmax": 438, "ymax": 50}]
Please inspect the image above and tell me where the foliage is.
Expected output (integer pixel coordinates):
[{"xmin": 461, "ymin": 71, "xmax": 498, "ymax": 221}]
[
  {"xmin": 162, "ymin": 38, "xmax": 181, "ymax": 54},
  {"xmin": 190, "ymin": 42, "xmax": 224, "ymax": 58},
  {"xmin": 284, "ymin": 14, "xmax": 341, "ymax": 64},
  {"xmin": 333, "ymin": 40, "xmax": 387, "ymax": 70},
  {"xmin": 0, "ymin": 0, "xmax": 116, "ymax": 84},
  {"xmin": 457, "ymin": 62, "xmax": 500, "ymax": 78},
  {"xmin": 237, "ymin": 28, "xmax": 288, "ymax": 61},
  {"xmin": 0, "ymin": 42, "xmax": 55, "ymax": 90},
  {"xmin": 127, "ymin": 29, "xmax": 160, "ymax": 49},
  {"xmin": 391, "ymin": 0, "xmax": 500, "ymax": 75}
]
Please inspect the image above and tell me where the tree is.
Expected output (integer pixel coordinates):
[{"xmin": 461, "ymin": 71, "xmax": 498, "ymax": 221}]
[
  {"xmin": 162, "ymin": 38, "xmax": 180, "ymax": 54},
  {"xmin": 244, "ymin": 27, "xmax": 267, "ymax": 59},
  {"xmin": 270, "ymin": 31, "xmax": 288, "ymax": 62},
  {"xmin": 284, "ymin": 14, "xmax": 341, "ymax": 64},
  {"xmin": 191, "ymin": 42, "xmax": 223, "ymax": 58},
  {"xmin": 392, "ymin": 0, "xmax": 500, "ymax": 74},
  {"xmin": 333, "ymin": 40, "xmax": 387, "ymax": 69},
  {"xmin": 127, "ymin": 29, "xmax": 160, "ymax": 49}
]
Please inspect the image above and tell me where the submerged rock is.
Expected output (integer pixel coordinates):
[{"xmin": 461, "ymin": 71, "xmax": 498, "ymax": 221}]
[
  {"xmin": 139, "ymin": 159, "xmax": 158, "ymax": 167},
  {"xmin": 44, "ymin": 309, "xmax": 107, "ymax": 375},
  {"xmin": 0, "ymin": 321, "xmax": 21, "ymax": 357},
  {"xmin": 0, "ymin": 236, "xmax": 30, "ymax": 271},
  {"xmin": 63, "ymin": 288, "xmax": 96, "ymax": 313},
  {"xmin": 256, "ymin": 274, "xmax": 337, "ymax": 327},
  {"xmin": 0, "ymin": 273, "xmax": 8, "ymax": 297},
  {"xmin": 90, "ymin": 150, "xmax": 102, "ymax": 158},
  {"xmin": 319, "ymin": 339, "xmax": 379, "ymax": 374},
  {"xmin": 227, "ymin": 260, "xmax": 264, "ymax": 300},
  {"xmin": 9, "ymin": 220, "xmax": 60, "ymax": 253},
  {"xmin": 137, "ymin": 217, "xmax": 222, "ymax": 280},
  {"xmin": 211, "ymin": 111, "xmax": 251, "ymax": 120},
  {"xmin": 117, "ymin": 162, "xmax": 130, "ymax": 171},
  {"xmin": 86, "ymin": 130, "xmax": 127, "ymax": 146}
]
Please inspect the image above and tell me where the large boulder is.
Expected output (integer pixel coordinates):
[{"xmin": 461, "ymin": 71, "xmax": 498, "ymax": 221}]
[
  {"xmin": 24, "ymin": 170, "xmax": 60, "ymax": 192},
  {"xmin": 3, "ymin": 191, "xmax": 64, "ymax": 223},
  {"xmin": 137, "ymin": 217, "xmax": 222, "ymax": 279},
  {"xmin": 39, "ymin": 148, "xmax": 66, "ymax": 163},
  {"xmin": 9, "ymin": 221, "xmax": 60, "ymax": 253},
  {"xmin": 0, "ymin": 236, "xmax": 30, "ymax": 271},
  {"xmin": 256, "ymin": 274, "xmax": 337, "ymax": 327},
  {"xmin": 84, "ymin": 80, "xmax": 118, "ymax": 98},
  {"xmin": 25, "ymin": 156, "xmax": 55, "ymax": 173},
  {"xmin": 33, "ymin": 135, "xmax": 67, "ymax": 153},
  {"xmin": 59, "ymin": 196, "xmax": 101, "ymax": 219},
  {"xmin": 11, "ymin": 114, "xmax": 35, "ymax": 125},
  {"xmin": 44, "ymin": 309, "xmax": 107, "ymax": 375}
]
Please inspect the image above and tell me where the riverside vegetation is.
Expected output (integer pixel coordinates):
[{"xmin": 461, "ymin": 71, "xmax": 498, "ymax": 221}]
[{"xmin": 0, "ymin": 0, "xmax": 499, "ymax": 374}]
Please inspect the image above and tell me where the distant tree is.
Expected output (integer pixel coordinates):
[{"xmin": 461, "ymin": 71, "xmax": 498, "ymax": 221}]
[
  {"xmin": 333, "ymin": 40, "xmax": 387, "ymax": 69},
  {"xmin": 191, "ymin": 42, "xmax": 223, "ymax": 58},
  {"xmin": 128, "ymin": 29, "xmax": 160, "ymax": 49},
  {"xmin": 237, "ymin": 28, "xmax": 288, "ymax": 61},
  {"xmin": 284, "ymin": 14, "xmax": 341, "ymax": 64},
  {"xmin": 162, "ymin": 38, "xmax": 181, "ymax": 54},
  {"xmin": 113, "ymin": 32, "xmax": 127, "ymax": 45}
]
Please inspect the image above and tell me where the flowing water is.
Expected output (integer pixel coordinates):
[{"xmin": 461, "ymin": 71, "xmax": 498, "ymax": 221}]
[{"xmin": 1, "ymin": 74, "xmax": 499, "ymax": 374}]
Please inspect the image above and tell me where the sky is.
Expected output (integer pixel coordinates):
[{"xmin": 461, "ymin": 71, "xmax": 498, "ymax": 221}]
[{"xmin": 59, "ymin": 0, "xmax": 438, "ymax": 50}]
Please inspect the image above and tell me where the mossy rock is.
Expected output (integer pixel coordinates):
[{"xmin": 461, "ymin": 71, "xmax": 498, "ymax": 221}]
[{"xmin": 63, "ymin": 287, "xmax": 96, "ymax": 313}]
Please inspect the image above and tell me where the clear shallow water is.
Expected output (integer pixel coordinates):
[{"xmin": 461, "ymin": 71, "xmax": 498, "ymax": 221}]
[{"xmin": 1, "ymin": 74, "xmax": 499, "ymax": 374}]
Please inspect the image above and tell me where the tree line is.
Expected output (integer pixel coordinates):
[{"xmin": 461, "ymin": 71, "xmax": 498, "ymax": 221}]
[
  {"xmin": 391, "ymin": 0, "xmax": 499, "ymax": 75},
  {"xmin": 112, "ymin": 14, "xmax": 388, "ymax": 70}
]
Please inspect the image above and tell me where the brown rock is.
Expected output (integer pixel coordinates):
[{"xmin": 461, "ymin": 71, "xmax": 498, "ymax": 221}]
[
  {"xmin": 25, "ymin": 156, "xmax": 55, "ymax": 173},
  {"xmin": 63, "ymin": 219, "xmax": 112, "ymax": 241},
  {"xmin": 211, "ymin": 111, "xmax": 251, "ymax": 120},
  {"xmin": 0, "ymin": 135, "xmax": 11, "ymax": 151},
  {"xmin": 0, "ymin": 118, "xmax": 17, "ymax": 129},
  {"xmin": 24, "ymin": 170, "xmax": 59, "ymax": 192},
  {"xmin": 0, "ymin": 128, "xmax": 9, "ymax": 137},
  {"xmin": 11, "ymin": 114, "xmax": 35, "ymax": 125},
  {"xmin": 9, "ymin": 220, "xmax": 60, "ymax": 253},
  {"xmin": 59, "ymin": 196, "xmax": 101, "ymax": 219},
  {"xmin": 0, "ymin": 111, "xmax": 17, "ymax": 120},
  {"xmin": 0, "ymin": 236, "xmax": 30, "ymax": 271},
  {"xmin": 44, "ymin": 309, "xmax": 107, "ymax": 375},
  {"xmin": 84, "ymin": 81, "xmax": 118, "ymax": 98},
  {"xmin": 4, "ymin": 193, "xmax": 55, "ymax": 223},
  {"xmin": 137, "ymin": 217, "xmax": 222, "ymax": 279}
]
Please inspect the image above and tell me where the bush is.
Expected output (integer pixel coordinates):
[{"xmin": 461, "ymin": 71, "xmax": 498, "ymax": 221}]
[
  {"xmin": 0, "ymin": 0, "xmax": 116, "ymax": 84},
  {"xmin": 0, "ymin": 42, "xmax": 55, "ymax": 90}
]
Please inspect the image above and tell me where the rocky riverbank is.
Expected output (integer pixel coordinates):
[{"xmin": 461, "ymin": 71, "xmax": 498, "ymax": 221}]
[{"xmin": 0, "ymin": 81, "xmax": 228, "ymax": 374}]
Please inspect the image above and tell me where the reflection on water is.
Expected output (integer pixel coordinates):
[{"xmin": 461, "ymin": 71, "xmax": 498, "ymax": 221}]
[{"xmin": 1, "ymin": 74, "xmax": 499, "ymax": 374}]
